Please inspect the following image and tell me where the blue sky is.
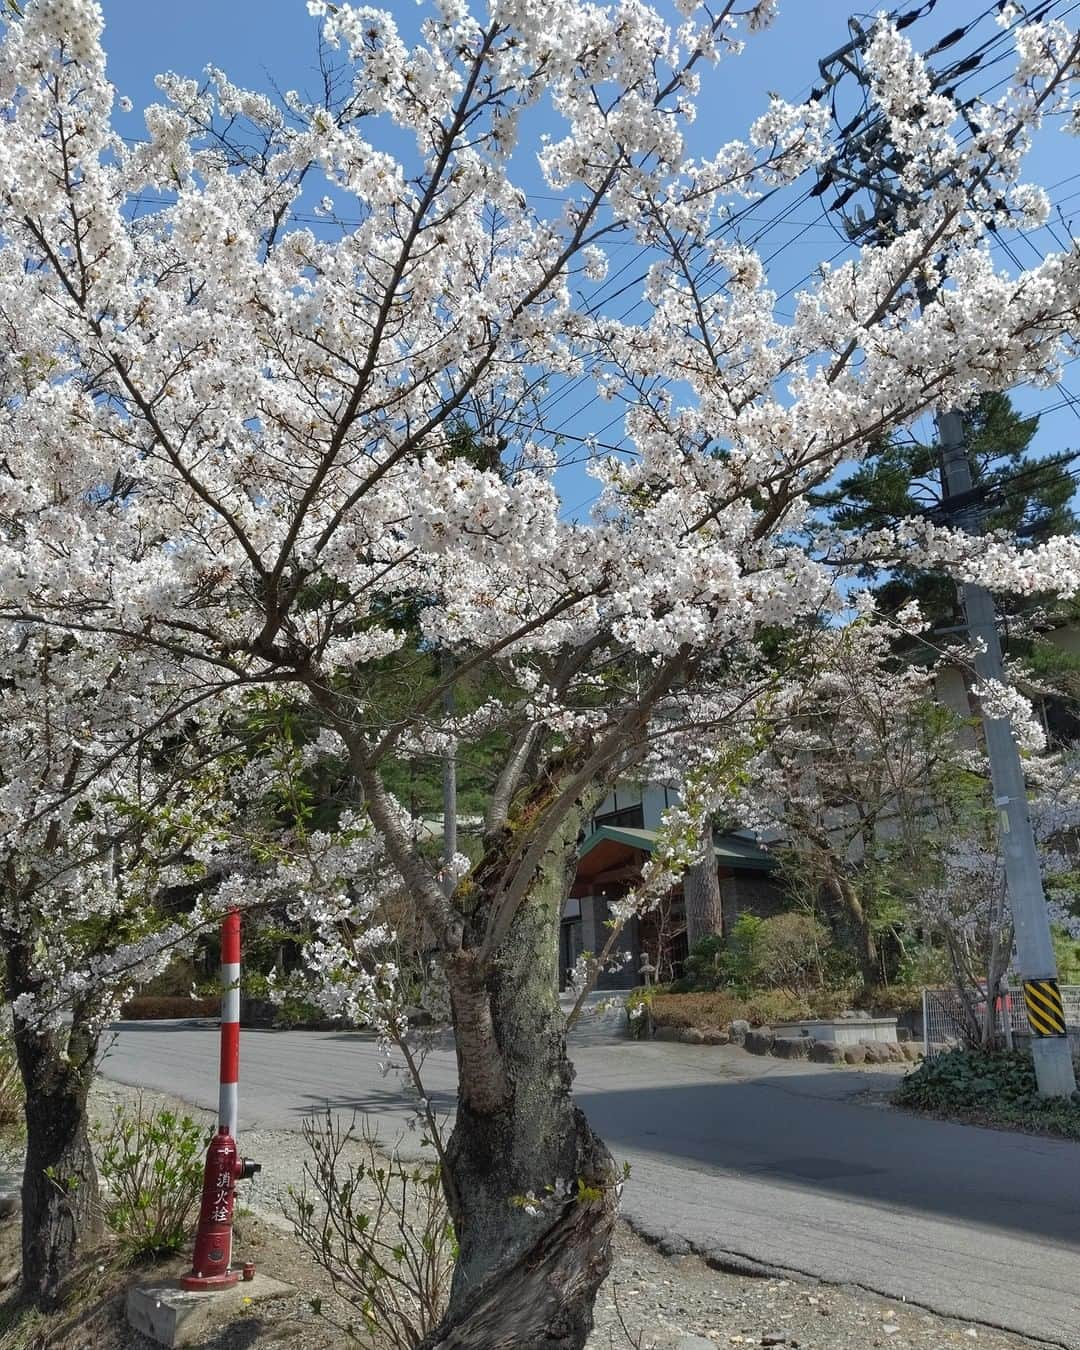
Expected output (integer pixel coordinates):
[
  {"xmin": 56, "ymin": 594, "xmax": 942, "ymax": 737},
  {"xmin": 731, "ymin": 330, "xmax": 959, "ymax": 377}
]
[{"xmin": 95, "ymin": 1, "xmax": 1080, "ymax": 517}]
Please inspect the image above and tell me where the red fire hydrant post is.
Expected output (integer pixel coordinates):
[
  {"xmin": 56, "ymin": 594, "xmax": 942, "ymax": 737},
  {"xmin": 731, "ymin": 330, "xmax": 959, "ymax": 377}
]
[{"xmin": 182, "ymin": 909, "xmax": 261, "ymax": 1291}]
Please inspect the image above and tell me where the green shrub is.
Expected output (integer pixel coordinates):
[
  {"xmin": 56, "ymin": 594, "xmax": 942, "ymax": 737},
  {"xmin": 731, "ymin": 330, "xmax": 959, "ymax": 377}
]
[
  {"xmin": 94, "ymin": 1100, "xmax": 207, "ymax": 1259},
  {"xmin": 857, "ymin": 983, "xmax": 924, "ymax": 1017},
  {"xmin": 895, "ymin": 1048, "xmax": 1080, "ymax": 1140},
  {"xmin": 681, "ymin": 935, "xmax": 725, "ymax": 991},
  {"xmin": 756, "ymin": 913, "xmax": 831, "ymax": 993},
  {"xmin": 719, "ymin": 914, "xmax": 766, "ymax": 990}
]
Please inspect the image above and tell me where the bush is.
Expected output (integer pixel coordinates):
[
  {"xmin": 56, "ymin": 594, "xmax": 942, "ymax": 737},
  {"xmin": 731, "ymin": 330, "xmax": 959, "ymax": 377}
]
[
  {"xmin": 719, "ymin": 914, "xmax": 766, "ymax": 990},
  {"xmin": 286, "ymin": 1110, "xmax": 457, "ymax": 1349},
  {"xmin": 857, "ymin": 983, "xmax": 924, "ymax": 1017},
  {"xmin": 119, "ymin": 996, "xmax": 219, "ymax": 1020},
  {"xmin": 895, "ymin": 1048, "xmax": 1080, "ymax": 1140},
  {"xmin": 649, "ymin": 985, "xmax": 854, "ymax": 1032},
  {"xmin": 714, "ymin": 913, "xmax": 831, "ymax": 995},
  {"xmin": 756, "ymin": 913, "xmax": 830, "ymax": 993},
  {"xmin": 94, "ymin": 1100, "xmax": 207, "ymax": 1259},
  {"xmin": 680, "ymin": 935, "xmax": 725, "ymax": 991}
]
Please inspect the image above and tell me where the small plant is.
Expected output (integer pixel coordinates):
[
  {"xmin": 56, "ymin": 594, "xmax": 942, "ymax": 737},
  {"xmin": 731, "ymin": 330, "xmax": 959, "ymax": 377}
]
[
  {"xmin": 94, "ymin": 1100, "xmax": 207, "ymax": 1259},
  {"xmin": 626, "ymin": 985, "xmax": 654, "ymax": 1038},
  {"xmin": 285, "ymin": 1110, "xmax": 457, "ymax": 1349}
]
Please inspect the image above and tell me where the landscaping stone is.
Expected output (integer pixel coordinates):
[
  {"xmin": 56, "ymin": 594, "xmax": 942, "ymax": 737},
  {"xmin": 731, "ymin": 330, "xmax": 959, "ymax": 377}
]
[
  {"xmin": 810, "ymin": 1039, "xmax": 844, "ymax": 1064},
  {"xmin": 772, "ymin": 1035, "xmax": 811, "ymax": 1060},
  {"xmin": 859, "ymin": 1040, "xmax": 891, "ymax": 1064},
  {"xmin": 702, "ymin": 1028, "xmax": 730, "ymax": 1045},
  {"xmin": 843, "ymin": 1044, "xmax": 867, "ymax": 1065},
  {"xmin": 901, "ymin": 1042, "xmax": 922, "ymax": 1062},
  {"xmin": 730, "ymin": 1018, "xmax": 751, "ymax": 1046},
  {"xmin": 127, "ymin": 1272, "xmax": 296, "ymax": 1347},
  {"xmin": 744, "ymin": 1027, "xmax": 775, "ymax": 1056},
  {"xmin": 679, "ymin": 1027, "xmax": 706, "ymax": 1044},
  {"xmin": 0, "ymin": 1172, "xmax": 20, "ymax": 1219}
]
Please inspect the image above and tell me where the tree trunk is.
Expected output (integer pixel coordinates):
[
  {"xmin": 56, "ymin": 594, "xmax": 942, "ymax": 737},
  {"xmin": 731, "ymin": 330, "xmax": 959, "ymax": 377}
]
[
  {"xmin": 13, "ymin": 1018, "xmax": 102, "ymax": 1308},
  {"xmin": 427, "ymin": 811, "xmax": 617, "ymax": 1349},
  {"xmin": 823, "ymin": 871, "xmax": 879, "ymax": 989},
  {"xmin": 684, "ymin": 823, "xmax": 722, "ymax": 948}
]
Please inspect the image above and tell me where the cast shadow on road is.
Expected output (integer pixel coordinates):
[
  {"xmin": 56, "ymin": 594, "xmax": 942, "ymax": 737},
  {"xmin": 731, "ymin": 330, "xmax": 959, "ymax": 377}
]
[
  {"xmin": 571, "ymin": 1076, "xmax": 1080, "ymax": 1251},
  {"xmin": 289, "ymin": 1089, "xmax": 458, "ymax": 1161}
]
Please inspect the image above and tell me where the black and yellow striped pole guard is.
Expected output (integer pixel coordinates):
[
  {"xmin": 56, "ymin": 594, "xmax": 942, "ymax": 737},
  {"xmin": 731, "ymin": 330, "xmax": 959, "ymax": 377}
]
[{"xmin": 1022, "ymin": 978, "xmax": 1068, "ymax": 1038}]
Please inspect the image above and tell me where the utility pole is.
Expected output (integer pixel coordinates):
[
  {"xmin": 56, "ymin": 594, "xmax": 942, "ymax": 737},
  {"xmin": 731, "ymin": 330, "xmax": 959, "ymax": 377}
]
[
  {"xmin": 935, "ymin": 405, "xmax": 1075, "ymax": 1095},
  {"xmin": 815, "ymin": 10, "xmax": 1075, "ymax": 1096}
]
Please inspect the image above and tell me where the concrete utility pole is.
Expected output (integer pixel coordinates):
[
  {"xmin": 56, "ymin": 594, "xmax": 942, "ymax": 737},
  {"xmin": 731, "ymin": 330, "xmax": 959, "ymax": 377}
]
[
  {"xmin": 935, "ymin": 408, "xmax": 1075, "ymax": 1095},
  {"xmin": 815, "ymin": 10, "xmax": 1075, "ymax": 1096}
]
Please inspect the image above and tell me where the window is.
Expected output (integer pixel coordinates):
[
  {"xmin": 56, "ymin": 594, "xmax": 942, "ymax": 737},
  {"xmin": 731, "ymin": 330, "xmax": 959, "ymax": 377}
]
[{"xmin": 592, "ymin": 803, "xmax": 644, "ymax": 830}]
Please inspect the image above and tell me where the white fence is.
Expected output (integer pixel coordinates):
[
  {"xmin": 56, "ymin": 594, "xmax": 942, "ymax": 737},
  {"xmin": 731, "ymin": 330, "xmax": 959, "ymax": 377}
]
[{"xmin": 922, "ymin": 984, "xmax": 1080, "ymax": 1056}]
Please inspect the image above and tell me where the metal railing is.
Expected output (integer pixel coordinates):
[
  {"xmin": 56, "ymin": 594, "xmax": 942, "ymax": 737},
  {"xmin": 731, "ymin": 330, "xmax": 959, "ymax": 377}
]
[{"xmin": 922, "ymin": 984, "xmax": 1080, "ymax": 1056}]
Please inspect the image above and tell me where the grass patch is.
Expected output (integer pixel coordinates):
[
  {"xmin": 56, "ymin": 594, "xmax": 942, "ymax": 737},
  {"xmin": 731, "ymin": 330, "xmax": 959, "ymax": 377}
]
[{"xmin": 894, "ymin": 1047, "xmax": 1080, "ymax": 1140}]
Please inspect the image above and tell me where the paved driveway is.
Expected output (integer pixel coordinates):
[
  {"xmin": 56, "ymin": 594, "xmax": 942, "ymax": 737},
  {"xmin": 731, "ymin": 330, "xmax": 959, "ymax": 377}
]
[{"xmin": 100, "ymin": 1020, "xmax": 1080, "ymax": 1347}]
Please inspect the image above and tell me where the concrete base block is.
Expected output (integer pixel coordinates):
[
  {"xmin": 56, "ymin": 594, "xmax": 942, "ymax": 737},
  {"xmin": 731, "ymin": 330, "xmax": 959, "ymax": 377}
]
[{"xmin": 127, "ymin": 1272, "xmax": 295, "ymax": 1347}]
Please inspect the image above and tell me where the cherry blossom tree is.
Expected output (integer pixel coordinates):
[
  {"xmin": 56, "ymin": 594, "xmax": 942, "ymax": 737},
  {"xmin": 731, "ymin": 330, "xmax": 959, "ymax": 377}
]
[
  {"xmin": 746, "ymin": 613, "xmax": 985, "ymax": 987},
  {"xmin": 2, "ymin": 0, "xmax": 1080, "ymax": 1339}
]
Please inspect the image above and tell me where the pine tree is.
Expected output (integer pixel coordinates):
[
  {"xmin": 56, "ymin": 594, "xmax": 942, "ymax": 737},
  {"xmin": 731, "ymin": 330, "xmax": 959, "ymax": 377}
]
[{"xmin": 814, "ymin": 392, "xmax": 1077, "ymax": 626}]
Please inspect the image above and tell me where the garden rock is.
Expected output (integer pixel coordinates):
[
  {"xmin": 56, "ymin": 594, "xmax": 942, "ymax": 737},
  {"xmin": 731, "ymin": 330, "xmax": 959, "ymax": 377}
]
[
  {"xmin": 810, "ymin": 1039, "xmax": 844, "ymax": 1064},
  {"xmin": 730, "ymin": 1018, "xmax": 750, "ymax": 1046},
  {"xmin": 679, "ymin": 1027, "xmax": 706, "ymax": 1044},
  {"xmin": 843, "ymin": 1044, "xmax": 867, "ymax": 1065},
  {"xmin": 744, "ymin": 1027, "xmax": 775, "ymax": 1056},
  {"xmin": 860, "ymin": 1040, "xmax": 891, "ymax": 1064},
  {"xmin": 658, "ymin": 1230, "xmax": 692, "ymax": 1256},
  {"xmin": 901, "ymin": 1042, "xmax": 922, "ymax": 1061},
  {"xmin": 772, "ymin": 1035, "xmax": 810, "ymax": 1060}
]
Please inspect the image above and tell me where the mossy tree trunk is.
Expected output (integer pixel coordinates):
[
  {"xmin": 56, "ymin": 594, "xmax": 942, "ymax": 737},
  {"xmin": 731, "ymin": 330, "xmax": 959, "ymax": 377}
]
[
  {"xmin": 9, "ymin": 978, "xmax": 102, "ymax": 1309},
  {"xmin": 424, "ymin": 808, "xmax": 618, "ymax": 1349}
]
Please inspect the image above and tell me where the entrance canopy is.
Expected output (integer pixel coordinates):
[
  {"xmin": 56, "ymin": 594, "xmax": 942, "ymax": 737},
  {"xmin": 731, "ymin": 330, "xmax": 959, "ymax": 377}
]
[{"xmin": 571, "ymin": 825, "xmax": 774, "ymax": 898}]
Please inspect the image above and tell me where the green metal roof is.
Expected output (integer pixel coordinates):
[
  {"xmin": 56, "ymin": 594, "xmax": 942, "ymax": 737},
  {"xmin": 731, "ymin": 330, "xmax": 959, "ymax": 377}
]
[{"xmin": 577, "ymin": 824, "xmax": 775, "ymax": 871}]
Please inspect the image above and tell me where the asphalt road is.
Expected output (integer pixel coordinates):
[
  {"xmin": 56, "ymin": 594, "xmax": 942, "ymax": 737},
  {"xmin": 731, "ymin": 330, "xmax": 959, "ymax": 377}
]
[{"xmin": 101, "ymin": 1018, "xmax": 1080, "ymax": 1348}]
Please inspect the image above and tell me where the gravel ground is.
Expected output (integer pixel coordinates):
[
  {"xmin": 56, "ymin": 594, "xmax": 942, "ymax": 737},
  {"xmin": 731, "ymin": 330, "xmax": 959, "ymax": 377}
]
[{"xmin": 82, "ymin": 1080, "xmax": 1052, "ymax": 1350}]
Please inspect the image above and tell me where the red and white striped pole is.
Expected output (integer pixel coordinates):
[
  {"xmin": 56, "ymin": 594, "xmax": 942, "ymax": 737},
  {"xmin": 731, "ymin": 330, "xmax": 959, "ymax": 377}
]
[
  {"xmin": 182, "ymin": 908, "xmax": 260, "ymax": 1290},
  {"xmin": 219, "ymin": 908, "xmax": 241, "ymax": 1138}
]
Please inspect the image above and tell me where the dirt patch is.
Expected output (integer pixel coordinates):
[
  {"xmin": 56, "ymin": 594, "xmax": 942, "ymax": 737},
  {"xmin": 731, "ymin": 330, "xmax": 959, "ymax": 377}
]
[{"xmin": 0, "ymin": 1212, "xmax": 348, "ymax": 1350}]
